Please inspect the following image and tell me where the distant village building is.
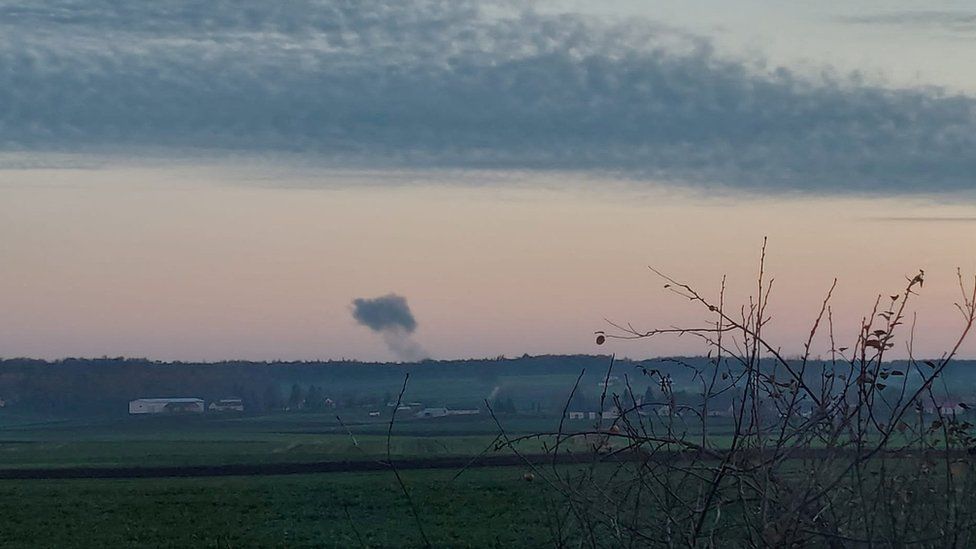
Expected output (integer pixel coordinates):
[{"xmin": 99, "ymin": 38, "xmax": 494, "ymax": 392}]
[
  {"xmin": 597, "ymin": 375, "xmax": 620, "ymax": 388},
  {"xmin": 571, "ymin": 408, "xmax": 622, "ymax": 420},
  {"xmin": 415, "ymin": 407, "xmax": 449, "ymax": 418},
  {"xmin": 414, "ymin": 407, "xmax": 481, "ymax": 419},
  {"xmin": 655, "ymin": 404, "xmax": 685, "ymax": 417},
  {"xmin": 707, "ymin": 404, "xmax": 736, "ymax": 418},
  {"xmin": 368, "ymin": 410, "xmax": 381, "ymax": 417},
  {"xmin": 208, "ymin": 398, "xmax": 244, "ymax": 412},
  {"xmin": 925, "ymin": 400, "xmax": 969, "ymax": 416},
  {"xmin": 129, "ymin": 398, "xmax": 205, "ymax": 415},
  {"xmin": 389, "ymin": 401, "xmax": 424, "ymax": 409},
  {"xmin": 446, "ymin": 409, "xmax": 480, "ymax": 416}
]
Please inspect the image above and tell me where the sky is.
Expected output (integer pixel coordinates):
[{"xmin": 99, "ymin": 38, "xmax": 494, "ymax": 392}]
[{"xmin": 1, "ymin": 1, "xmax": 975, "ymax": 361}]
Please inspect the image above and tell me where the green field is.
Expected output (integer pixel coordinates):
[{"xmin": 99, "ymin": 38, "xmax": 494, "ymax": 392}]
[
  {"xmin": 0, "ymin": 412, "xmax": 573, "ymax": 546},
  {"xmin": 0, "ymin": 413, "xmax": 742, "ymax": 469},
  {"xmin": 0, "ymin": 408, "xmax": 742, "ymax": 546},
  {"xmin": 0, "ymin": 468, "xmax": 557, "ymax": 548},
  {"xmin": 0, "ymin": 412, "xmax": 578, "ymax": 470}
]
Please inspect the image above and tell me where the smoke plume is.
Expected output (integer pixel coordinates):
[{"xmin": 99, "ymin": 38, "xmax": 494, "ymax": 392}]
[{"xmin": 351, "ymin": 293, "xmax": 428, "ymax": 361}]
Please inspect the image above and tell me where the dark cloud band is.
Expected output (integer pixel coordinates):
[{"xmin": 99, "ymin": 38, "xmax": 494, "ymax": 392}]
[
  {"xmin": 839, "ymin": 11, "xmax": 976, "ymax": 32},
  {"xmin": 2, "ymin": 0, "xmax": 975, "ymax": 192}
]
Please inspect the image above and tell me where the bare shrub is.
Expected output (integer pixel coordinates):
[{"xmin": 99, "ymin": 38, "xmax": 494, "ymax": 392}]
[{"xmin": 496, "ymin": 240, "xmax": 976, "ymax": 547}]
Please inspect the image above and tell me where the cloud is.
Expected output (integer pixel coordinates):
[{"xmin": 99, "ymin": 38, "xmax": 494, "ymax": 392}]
[
  {"xmin": 2, "ymin": 0, "xmax": 976, "ymax": 192},
  {"xmin": 872, "ymin": 216, "xmax": 976, "ymax": 223},
  {"xmin": 839, "ymin": 11, "xmax": 976, "ymax": 33}
]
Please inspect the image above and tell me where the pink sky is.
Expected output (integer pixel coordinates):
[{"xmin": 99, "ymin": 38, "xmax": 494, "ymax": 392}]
[
  {"xmin": 3, "ymin": 0, "xmax": 976, "ymax": 363},
  {"xmin": 2, "ymin": 165, "xmax": 975, "ymax": 362}
]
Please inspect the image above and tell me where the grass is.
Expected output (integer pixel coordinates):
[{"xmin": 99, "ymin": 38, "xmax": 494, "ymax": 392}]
[
  {"xmin": 0, "ymin": 412, "xmax": 569, "ymax": 469},
  {"xmin": 0, "ymin": 435, "xmax": 543, "ymax": 469},
  {"xmin": 0, "ymin": 468, "xmax": 557, "ymax": 548},
  {"xmin": 3, "ymin": 411, "xmax": 710, "ymax": 470},
  {"xmin": 0, "ymin": 408, "xmax": 953, "ymax": 547},
  {"xmin": 0, "ymin": 409, "xmax": 744, "ymax": 546},
  {"xmin": 0, "ymin": 411, "xmax": 746, "ymax": 470},
  {"xmin": 0, "ymin": 411, "xmax": 579, "ymax": 547}
]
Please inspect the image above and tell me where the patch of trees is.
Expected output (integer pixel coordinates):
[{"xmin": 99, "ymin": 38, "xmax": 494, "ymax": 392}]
[{"xmin": 0, "ymin": 355, "xmax": 961, "ymax": 417}]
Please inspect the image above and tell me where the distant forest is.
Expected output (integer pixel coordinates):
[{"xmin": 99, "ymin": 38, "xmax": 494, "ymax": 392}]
[{"xmin": 0, "ymin": 355, "xmax": 973, "ymax": 417}]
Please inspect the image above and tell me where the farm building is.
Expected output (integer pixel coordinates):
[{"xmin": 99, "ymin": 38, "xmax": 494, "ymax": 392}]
[
  {"xmin": 128, "ymin": 398, "xmax": 205, "ymax": 415},
  {"xmin": 597, "ymin": 375, "xmax": 620, "ymax": 388},
  {"xmin": 577, "ymin": 410, "xmax": 620, "ymax": 420},
  {"xmin": 414, "ymin": 407, "xmax": 481, "ymax": 419},
  {"xmin": 415, "ymin": 407, "xmax": 449, "ymax": 418},
  {"xmin": 446, "ymin": 409, "xmax": 480, "ymax": 416},
  {"xmin": 208, "ymin": 398, "xmax": 244, "ymax": 412},
  {"xmin": 924, "ymin": 400, "xmax": 969, "ymax": 416}
]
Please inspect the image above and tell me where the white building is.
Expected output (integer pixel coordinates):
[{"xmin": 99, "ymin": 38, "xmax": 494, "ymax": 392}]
[
  {"xmin": 208, "ymin": 398, "xmax": 244, "ymax": 412},
  {"xmin": 415, "ymin": 407, "xmax": 449, "ymax": 418},
  {"xmin": 597, "ymin": 375, "xmax": 620, "ymax": 388},
  {"xmin": 578, "ymin": 410, "xmax": 620, "ymax": 420},
  {"xmin": 129, "ymin": 398, "xmax": 205, "ymax": 415},
  {"xmin": 446, "ymin": 409, "xmax": 480, "ymax": 416}
]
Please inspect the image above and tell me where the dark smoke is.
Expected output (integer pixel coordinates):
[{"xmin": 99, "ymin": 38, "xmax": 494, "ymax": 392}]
[
  {"xmin": 351, "ymin": 294, "xmax": 427, "ymax": 361},
  {"xmin": 351, "ymin": 294, "xmax": 417, "ymax": 332}
]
